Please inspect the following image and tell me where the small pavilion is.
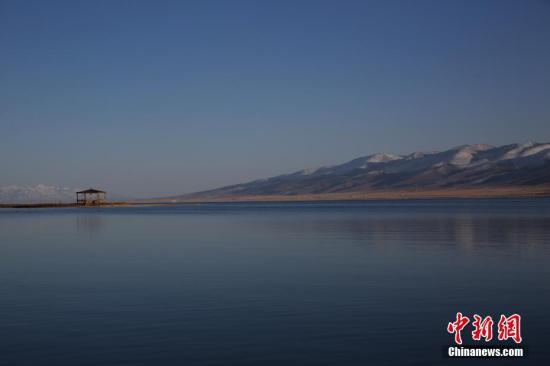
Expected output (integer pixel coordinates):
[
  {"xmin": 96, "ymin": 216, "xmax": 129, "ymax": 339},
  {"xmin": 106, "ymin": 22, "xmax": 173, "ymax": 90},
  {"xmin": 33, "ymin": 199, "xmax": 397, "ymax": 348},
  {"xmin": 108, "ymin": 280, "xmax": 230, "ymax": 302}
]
[{"xmin": 76, "ymin": 188, "xmax": 106, "ymax": 205}]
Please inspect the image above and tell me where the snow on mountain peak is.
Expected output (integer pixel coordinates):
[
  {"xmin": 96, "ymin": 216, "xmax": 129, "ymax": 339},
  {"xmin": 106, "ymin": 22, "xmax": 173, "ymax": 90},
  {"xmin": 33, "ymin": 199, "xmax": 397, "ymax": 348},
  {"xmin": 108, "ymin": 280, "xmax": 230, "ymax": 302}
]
[
  {"xmin": 450, "ymin": 145, "xmax": 492, "ymax": 166},
  {"xmin": 0, "ymin": 185, "xmax": 78, "ymax": 203},
  {"xmin": 299, "ymin": 167, "xmax": 320, "ymax": 176},
  {"xmin": 520, "ymin": 143, "xmax": 550, "ymax": 158},
  {"xmin": 366, "ymin": 153, "xmax": 402, "ymax": 163},
  {"xmin": 500, "ymin": 142, "xmax": 549, "ymax": 160}
]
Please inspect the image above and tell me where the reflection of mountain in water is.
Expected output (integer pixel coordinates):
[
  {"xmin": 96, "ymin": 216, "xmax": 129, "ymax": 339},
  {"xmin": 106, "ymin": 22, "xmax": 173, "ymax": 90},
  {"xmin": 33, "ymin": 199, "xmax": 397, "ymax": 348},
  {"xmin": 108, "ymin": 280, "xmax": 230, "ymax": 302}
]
[{"xmin": 252, "ymin": 214, "xmax": 550, "ymax": 255}]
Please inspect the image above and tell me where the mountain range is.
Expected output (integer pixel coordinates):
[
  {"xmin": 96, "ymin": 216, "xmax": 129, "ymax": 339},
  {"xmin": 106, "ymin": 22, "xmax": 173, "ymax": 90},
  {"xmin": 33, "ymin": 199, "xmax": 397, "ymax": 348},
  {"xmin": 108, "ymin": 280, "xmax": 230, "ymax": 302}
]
[
  {"xmin": 177, "ymin": 142, "xmax": 550, "ymax": 200},
  {"xmin": 0, "ymin": 185, "xmax": 77, "ymax": 204},
  {"xmin": 0, "ymin": 185, "xmax": 131, "ymax": 204},
  {"xmin": 3, "ymin": 142, "xmax": 550, "ymax": 204}
]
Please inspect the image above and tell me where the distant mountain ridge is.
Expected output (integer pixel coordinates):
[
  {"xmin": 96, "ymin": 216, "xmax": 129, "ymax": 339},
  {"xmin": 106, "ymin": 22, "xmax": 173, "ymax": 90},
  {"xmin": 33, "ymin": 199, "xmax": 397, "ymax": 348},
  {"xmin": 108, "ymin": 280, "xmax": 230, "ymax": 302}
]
[
  {"xmin": 4, "ymin": 142, "xmax": 550, "ymax": 203},
  {"xmin": 179, "ymin": 142, "xmax": 550, "ymax": 200},
  {"xmin": 0, "ymin": 185, "xmax": 77, "ymax": 203},
  {"xmin": 0, "ymin": 185, "xmax": 131, "ymax": 204}
]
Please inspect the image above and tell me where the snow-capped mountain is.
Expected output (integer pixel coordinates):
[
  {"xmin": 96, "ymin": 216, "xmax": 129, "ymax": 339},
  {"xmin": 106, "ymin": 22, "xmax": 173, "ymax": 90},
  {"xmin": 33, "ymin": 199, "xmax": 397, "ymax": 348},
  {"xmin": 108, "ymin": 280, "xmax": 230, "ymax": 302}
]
[
  {"xmin": 0, "ymin": 185, "xmax": 134, "ymax": 204},
  {"xmin": 179, "ymin": 142, "xmax": 550, "ymax": 199},
  {"xmin": 0, "ymin": 185, "xmax": 78, "ymax": 203}
]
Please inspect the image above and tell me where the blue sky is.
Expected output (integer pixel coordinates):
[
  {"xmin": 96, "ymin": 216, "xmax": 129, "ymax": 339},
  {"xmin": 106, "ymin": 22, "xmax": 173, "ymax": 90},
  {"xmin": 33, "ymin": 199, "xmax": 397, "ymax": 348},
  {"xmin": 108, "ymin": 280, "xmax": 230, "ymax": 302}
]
[{"xmin": 1, "ymin": 0, "xmax": 549, "ymax": 196}]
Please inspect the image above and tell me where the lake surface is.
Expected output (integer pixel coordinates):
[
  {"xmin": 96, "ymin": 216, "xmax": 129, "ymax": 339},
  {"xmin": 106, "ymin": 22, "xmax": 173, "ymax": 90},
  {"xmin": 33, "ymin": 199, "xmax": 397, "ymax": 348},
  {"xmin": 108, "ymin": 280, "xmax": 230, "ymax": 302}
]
[{"xmin": 1, "ymin": 199, "xmax": 550, "ymax": 365}]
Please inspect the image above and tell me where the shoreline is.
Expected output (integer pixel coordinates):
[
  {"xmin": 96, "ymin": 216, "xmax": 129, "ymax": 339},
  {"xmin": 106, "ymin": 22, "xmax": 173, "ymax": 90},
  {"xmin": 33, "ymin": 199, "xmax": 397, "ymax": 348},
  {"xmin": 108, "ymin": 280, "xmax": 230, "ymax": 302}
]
[
  {"xmin": 0, "ymin": 202, "xmax": 132, "ymax": 209},
  {"xmin": 170, "ymin": 186, "xmax": 550, "ymax": 203},
  {"xmin": 2, "ymin": 186, "xmax": 550, "ymax": 209}
]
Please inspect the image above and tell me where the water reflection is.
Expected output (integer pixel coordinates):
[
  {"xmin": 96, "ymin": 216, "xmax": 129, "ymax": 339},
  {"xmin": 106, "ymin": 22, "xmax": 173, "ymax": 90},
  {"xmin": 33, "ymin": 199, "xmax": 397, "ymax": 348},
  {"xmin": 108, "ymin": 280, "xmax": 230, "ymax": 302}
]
[
  {"xmin": 2, "ymin": 201, "xmax": 550, "ymax": 365},
  {"xmin": 253, "ymin": 215, "xmax": 550, "ymax": 254},
  {"xmin": 76, "ymin": 214, "xmax": 105, "ymax": 236}
]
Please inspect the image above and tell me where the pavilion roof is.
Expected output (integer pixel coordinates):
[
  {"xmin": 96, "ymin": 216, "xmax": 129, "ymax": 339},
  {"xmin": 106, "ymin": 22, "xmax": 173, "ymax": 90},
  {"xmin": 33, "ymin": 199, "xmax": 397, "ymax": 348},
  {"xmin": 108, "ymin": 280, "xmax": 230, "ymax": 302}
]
[{"xmin": 77, "ymin": 188, "xmax": 106, "ymax": 194}]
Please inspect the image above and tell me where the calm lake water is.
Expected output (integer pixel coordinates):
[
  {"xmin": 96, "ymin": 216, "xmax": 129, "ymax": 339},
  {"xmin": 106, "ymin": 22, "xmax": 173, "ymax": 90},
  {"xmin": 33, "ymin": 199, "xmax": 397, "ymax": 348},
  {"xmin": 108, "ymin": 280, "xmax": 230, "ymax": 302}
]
[{"xmin": 1, "ymin": 199, "xmax": 550, "ymax": 365}]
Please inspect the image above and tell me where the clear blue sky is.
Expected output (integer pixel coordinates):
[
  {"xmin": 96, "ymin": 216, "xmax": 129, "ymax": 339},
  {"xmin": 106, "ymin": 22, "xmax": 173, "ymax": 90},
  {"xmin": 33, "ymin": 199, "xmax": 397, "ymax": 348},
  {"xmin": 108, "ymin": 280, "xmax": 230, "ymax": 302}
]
[{"xmin": 1, "ymin": 0, "xmax": 549, "ymax": 197}]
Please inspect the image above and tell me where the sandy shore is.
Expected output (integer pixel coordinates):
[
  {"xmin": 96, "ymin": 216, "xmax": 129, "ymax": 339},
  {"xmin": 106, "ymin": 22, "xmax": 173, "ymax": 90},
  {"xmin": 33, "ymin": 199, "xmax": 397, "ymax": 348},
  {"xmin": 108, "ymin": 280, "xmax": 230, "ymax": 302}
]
[{"xmin": 167, "ymin": 185, "xmax": 550, "ymax": 203}]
